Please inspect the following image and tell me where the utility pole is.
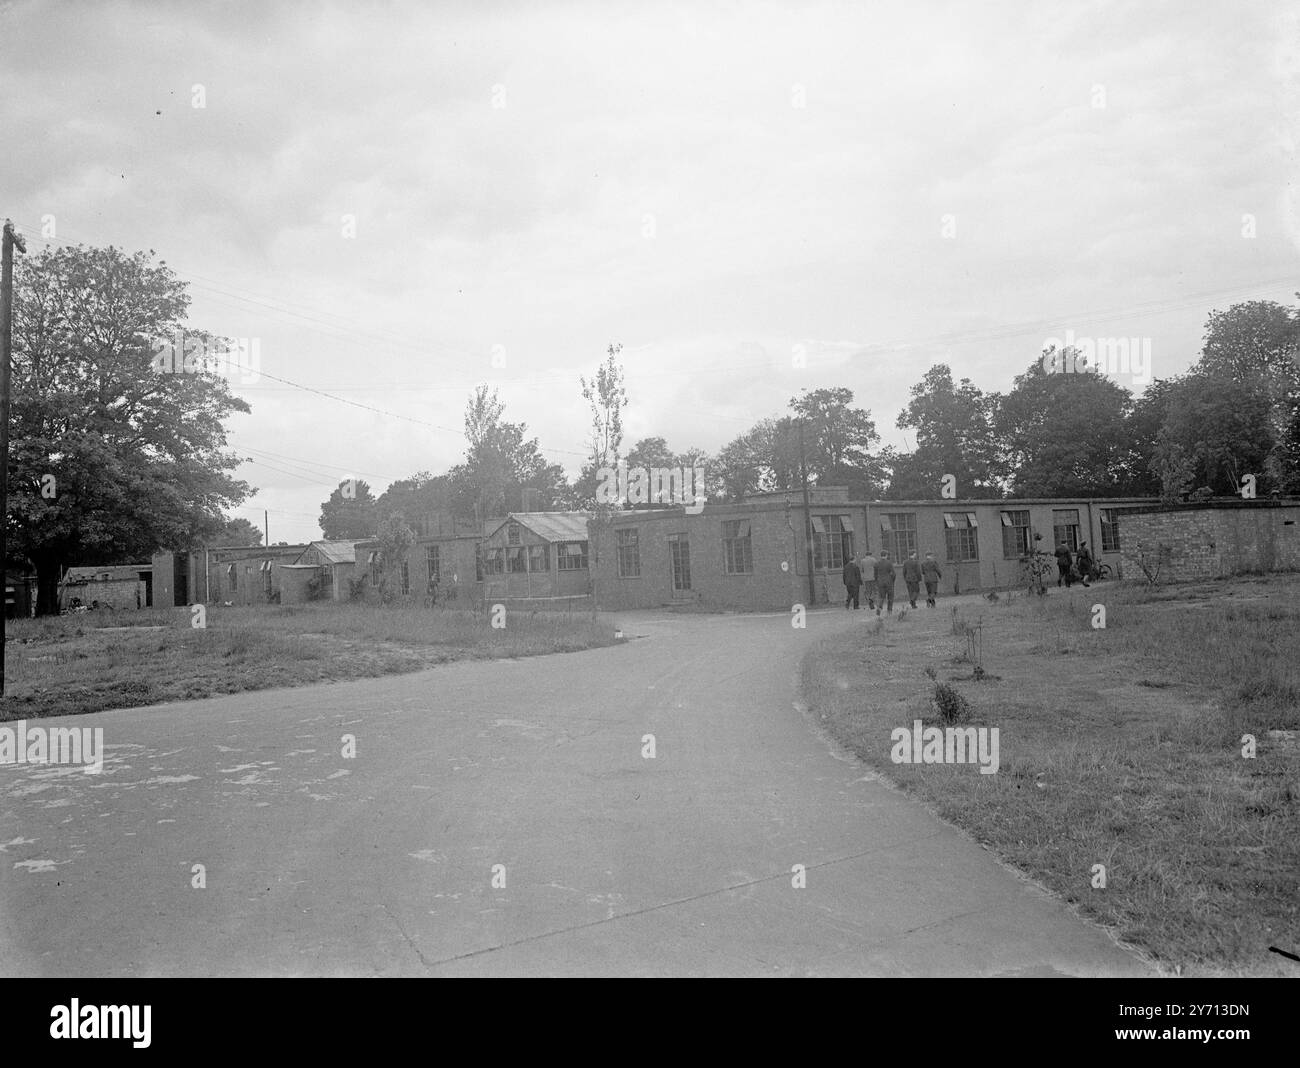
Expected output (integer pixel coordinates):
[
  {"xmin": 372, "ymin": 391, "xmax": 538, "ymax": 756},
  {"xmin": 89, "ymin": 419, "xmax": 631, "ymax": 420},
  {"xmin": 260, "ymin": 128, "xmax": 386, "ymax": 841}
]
[
  {"xmin": 1, "ymin": 220, "xmax": 28, "ymax": 697},
  {"xmin": 799, "ymin": 417, "xmax": 815, "ymax": 605},
  {"xmin": 264, "ymin": 510, "xmax": 269, "ymax": 547}
]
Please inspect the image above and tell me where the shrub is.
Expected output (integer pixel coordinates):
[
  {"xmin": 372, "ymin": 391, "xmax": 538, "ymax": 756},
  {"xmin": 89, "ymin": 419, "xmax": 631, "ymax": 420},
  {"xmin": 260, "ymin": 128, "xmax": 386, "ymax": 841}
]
[{"xmin": 930, "ymin": 681, "xmax": 972, "ymax": 723}]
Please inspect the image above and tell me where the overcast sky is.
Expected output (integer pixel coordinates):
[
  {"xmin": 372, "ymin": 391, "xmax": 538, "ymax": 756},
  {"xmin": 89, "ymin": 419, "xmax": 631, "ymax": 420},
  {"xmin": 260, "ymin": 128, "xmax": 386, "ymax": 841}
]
[{"xmin": 2, "ymin": 0, "xmax": 1298, "ymax": 543}]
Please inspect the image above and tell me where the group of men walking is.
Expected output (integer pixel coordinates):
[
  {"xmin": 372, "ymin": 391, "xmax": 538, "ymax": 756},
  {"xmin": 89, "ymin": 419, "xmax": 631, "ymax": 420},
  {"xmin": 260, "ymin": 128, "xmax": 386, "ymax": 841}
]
[
  {"xmin": 1054, "ymin": 540, "xmax": 1095, "ymax": 588},
  {"xmin": 841, "ymin": 550, "xmax": 942, "ymax": 616}
]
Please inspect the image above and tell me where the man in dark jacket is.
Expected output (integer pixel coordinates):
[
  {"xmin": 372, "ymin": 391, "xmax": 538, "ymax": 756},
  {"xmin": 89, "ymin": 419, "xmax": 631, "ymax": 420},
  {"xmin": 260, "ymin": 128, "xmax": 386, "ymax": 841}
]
[
  {"xmin": 874, "ymin": 551, "xmax": 896, "ymax": 616},
  {"xmin": 902, "ymin": 551, "xmax": 923, "ymax": 608},
  {"xmin": 1055, "ymin": 543, "xmax": 1074, "ymax": 587},
  {"xmin": 1076, "ymin": 541, "xmax": 1093, "ymax": 587},
  {"xmin": 920, "ymin": 552, "xmax": 943, "ymax": 607},
  {"xmin": 842, "ymin": 557, "xmax": 862, "ymax": 609}
]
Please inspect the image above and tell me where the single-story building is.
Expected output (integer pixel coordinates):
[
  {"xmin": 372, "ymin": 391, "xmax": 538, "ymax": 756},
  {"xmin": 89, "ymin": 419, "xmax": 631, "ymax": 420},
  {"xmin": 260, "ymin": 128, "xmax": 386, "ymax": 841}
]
[
  {"xmin": 4, "ymin": 570, "xmax": 36, "ymax": 619},
  {"xmin": 151, "ymin": 545, "xmax": 307, "ymax": 606},
  {"xmin": 281, "ymin": 540, "xmax": 359, "ymax": 603},
  {"xmin": 350, "ymin": 512, "xmax": 593, "ymax": 607},
  {"xmin": 1117, "ymin": 499, "xmax": 1300, "ymax": 582},
  {"xmin": 588, "ymin": 488, "xmax": 1162, "ymax": 611},
  {"xmin": 58, "ymin": 564, "xmax": 152, "ymax": 612}
]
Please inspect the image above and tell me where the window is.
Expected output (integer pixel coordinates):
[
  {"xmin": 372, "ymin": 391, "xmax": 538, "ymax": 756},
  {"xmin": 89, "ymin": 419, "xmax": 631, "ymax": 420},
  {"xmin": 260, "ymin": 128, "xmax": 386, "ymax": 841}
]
[
  {"xmin": 528, "ymin": 544, "xmax": 548, "ymax": 572},
  {"xmin": 1000, "ymin": 510, "xmax": 1031, "ymax": 558},
  {"xmin": 943, "ymin": 512, "xmax": 979, "ymax": 562},
  {"xmin": 507, "ymin": 524, "xmax": 521, "ymax": 546},
  {"xmin": 508, "ymin": 546, "xmax": 528, "ymax": 573},
  {"xmin": 1053, "ymin": 509, "xmax": 1080, "ymax": 551},
  {"xmin": 426, "ymin": 545, "xmax": 440, "ymax": 593},
  {"xmin": 485, "ymin": 547, "xmax": 506, "ymax": 575},
  {"xmin": 812, "ymin": 514, "xmax": 854, "ymax": 570},
  {"xmin": 722, "ymin": 519, "xmax": 753, "ymax": 574},
  {"xmin": 227, "ymin": 563, "xmax": 238, "ymax": 593},
  {"xmin": 260, "ymin": 560, "xmax": 273, "ymax": 596},
  {"xmin": 399, "ymin": 561, "xmax": 410, "ymax": 596},
  {"xmin": 879, "ymin": 513, "xmax": 916, "ymax": 562},
  {"xmin": 617, "ymin": 529, "xmax": 641, "ymax": 577},
  {"xmin": 557, "ymin": 540, "xmax": 589, "ymax": 570},
  {"xmin": 1100, "ymin": 509, "xmax": 1121, "ymax": 553},
  {"xmin": 368, "ymin": 550, "xmax": 381, "ymax": 586}
]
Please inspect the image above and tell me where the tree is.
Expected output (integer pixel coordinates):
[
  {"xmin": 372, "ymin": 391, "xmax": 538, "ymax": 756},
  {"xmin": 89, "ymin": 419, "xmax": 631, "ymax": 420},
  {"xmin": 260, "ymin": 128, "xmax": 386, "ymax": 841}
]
[
  {"xmin": 993, "ymin": 352, "xmax": 1137, "ymax": 497},
  {"xmin": 319, "ymin": 479, "xmax": 377, "ymax": 539},
  {"xmin": 891, "ymin": 365, "xmax": 1000, "ymax": 498},
  {"xmin": 206, "ymin": 517, "xmax": 262, "ymax": 547},
  {"xmin": 575, "ymin": 343, "xmax": 628, "ymax": 507},
  {"xmin": 789, "ymin": 388, "xmax": 883, "ymax": 496},
  {"xmin": 375, "ymin": 513, "xmax": 414, "ymax": 604},
  {"xmin": 713, "ymin": 417, "xmax": 801, "ymax": 501},
  {"xmin": 448, "ymin": 386, "xmax": 568, "ymax": 518},
  {"xmin": 1159, "ymin": 371, "xmax": 1275, "ymax": 495},
  {"xmin": 8, "ymin": 245, "xmax": 252, "ymax": 614}
]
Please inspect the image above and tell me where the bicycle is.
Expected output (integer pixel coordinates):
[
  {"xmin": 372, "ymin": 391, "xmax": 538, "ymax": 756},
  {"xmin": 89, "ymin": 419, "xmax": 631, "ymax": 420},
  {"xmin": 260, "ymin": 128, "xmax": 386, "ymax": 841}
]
[{"xmin": 1080, "ymin": 558, "xmax": 1113, "ymax": 582}]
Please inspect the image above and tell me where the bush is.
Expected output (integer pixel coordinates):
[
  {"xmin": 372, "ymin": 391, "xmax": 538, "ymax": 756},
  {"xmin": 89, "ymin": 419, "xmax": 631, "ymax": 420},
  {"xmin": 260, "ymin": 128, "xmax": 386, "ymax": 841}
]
[{"xmin": 930, "ymin": 681, "xmax": 972, "ymax": 723}]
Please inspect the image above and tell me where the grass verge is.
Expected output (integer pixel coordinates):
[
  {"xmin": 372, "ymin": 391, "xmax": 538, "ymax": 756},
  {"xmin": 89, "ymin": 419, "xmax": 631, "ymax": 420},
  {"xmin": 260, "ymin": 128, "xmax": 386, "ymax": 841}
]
[
  {"xmin": 803, "ymin": 573, "xmax": 1300, "ymax": 977},
  {"xmin": 0, "ymin": 602, "xmax": 621, "ymax": 719}
]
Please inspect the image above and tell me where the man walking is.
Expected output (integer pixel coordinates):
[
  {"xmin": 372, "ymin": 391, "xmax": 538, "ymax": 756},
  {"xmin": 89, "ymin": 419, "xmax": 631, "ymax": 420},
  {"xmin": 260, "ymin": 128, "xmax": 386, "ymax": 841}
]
[
  {"xmin": 842, "ymin": 555, "xmax": 862, "ymax": 610},
  {"xmin": 874, "ymin": 550, "xmax": 896, "ymax": 616},
  {"xmin": 921, "ymin": 551, "xmax": 943, "ymax": 607},
  {"xmin": 1076, "ymin": 541, "xmax": 1093, "ymax": 587},
  {"xmin": 860, "ymin": 549, "xmax": 877, "ymax": 610},
  {"xmin": 902, "ymin": 551, "xmax": 923, "ymax": 609},
  {"xmin": 1055, "ymin": 542, "xmax": 1074, "ymax": 588}
]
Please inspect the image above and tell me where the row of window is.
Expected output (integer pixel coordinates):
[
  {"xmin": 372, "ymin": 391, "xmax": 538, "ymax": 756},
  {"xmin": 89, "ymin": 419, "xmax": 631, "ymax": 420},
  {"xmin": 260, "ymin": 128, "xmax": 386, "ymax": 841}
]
[
  {"xmin": 613, "ymin": 508, "xmax": 1122, "ymax": 578},
  {"xmin": 366, "ymin": 540, "xmax": 592, "ymax": 589}
]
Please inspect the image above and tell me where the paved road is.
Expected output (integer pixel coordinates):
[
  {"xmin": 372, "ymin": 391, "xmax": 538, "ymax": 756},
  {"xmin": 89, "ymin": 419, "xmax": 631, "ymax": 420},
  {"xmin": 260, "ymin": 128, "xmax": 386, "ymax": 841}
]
[{"xmin": 0, "ymin": 607, "xmax": 1152, "ymax": 976}]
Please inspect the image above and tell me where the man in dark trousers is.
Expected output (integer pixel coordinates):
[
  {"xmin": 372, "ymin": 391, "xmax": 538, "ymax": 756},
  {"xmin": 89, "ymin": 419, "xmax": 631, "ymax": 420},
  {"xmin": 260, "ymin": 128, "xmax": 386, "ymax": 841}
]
[
  {"xmin": 1076, "ymin": 541, "xmax": 1093, "ymax": 587},
  {"xmin": 1055, "ymin": 542, "xmax": 1074, "ymax": 587},
  {"xmin": 842, "ymin": 556, "xmax": 862, "ymax": 609},
  {"xmin": 921, "ymin": 551, "xmax": 943, "ymax": 607},
  {"xmin": 902, "ymin": 551, "xmax": 923, "ymax": 608},
  {"xmin": 874, "ymin": 550, "xmax": 896, "ymax": 616}
]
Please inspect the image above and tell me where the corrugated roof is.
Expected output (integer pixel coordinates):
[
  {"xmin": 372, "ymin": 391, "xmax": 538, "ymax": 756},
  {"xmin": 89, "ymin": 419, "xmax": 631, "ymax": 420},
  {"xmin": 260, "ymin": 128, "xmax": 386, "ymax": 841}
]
[
  {"xmin": 62, "ymin": 565, "xmax": 150, "ymax": 583},
  {"xmin": 490, "ymin": 512, "xmax": 590, "ymax": 542},
  {"xmin": 305, "ymin": 540, "xmax": 358, "ymax": 564}
]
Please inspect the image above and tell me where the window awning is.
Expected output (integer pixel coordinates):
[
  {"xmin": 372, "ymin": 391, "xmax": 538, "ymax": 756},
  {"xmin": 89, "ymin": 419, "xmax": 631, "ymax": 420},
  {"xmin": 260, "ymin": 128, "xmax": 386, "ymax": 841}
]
[
  {"xmin": 809, "ymin": 516, "xmax": 826, "ymax": 533},
  {"xmin": 879, "ymin": 515, "xmax": 892, "ymax": 532},
  {"xmin": 367, "ymin": 551, "xmax": 378, "ymax": 564},
  {"xmin": 943, "ymin": 513, "xmax": 955, "ymax": 528},
  {"xmin": 734, "ymin": 519, "xmax": 751, "ymax": 538},
  {"xmin": 839, "ymin": 514, "xmax": 853, "ymax": 531},
  {"xmin": 967, "ymin": 513, "xmax": 978, "ymax": 527},
  {"xmin": 1000, "ymin": 513, "xmax": 1013, "ymax": 527}
]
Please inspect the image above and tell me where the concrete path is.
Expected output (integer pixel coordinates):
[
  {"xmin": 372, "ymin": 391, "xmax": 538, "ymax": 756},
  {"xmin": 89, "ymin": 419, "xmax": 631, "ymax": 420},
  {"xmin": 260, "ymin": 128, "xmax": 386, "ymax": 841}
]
[{"xmin": 0, "ymin": 607, "xmax": 1152, "ymax": 976}]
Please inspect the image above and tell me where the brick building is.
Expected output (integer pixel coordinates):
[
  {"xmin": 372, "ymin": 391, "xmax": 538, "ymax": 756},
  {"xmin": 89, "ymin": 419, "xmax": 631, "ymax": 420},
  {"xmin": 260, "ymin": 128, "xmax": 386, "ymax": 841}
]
[
  {"xmin": 1117, "ymin": 500, "xmax": 1300, "ymax": 581},
  {"xmin": 589, "ymin": 488, "xmax": 1161, "ymax": 611},
  {"xmin": 58, "ymin": 564, "xmax": 153, "ymax": 612},
  {"xmin": 152, "ymin": 545, "xmax": 307, "ymax": 606}
]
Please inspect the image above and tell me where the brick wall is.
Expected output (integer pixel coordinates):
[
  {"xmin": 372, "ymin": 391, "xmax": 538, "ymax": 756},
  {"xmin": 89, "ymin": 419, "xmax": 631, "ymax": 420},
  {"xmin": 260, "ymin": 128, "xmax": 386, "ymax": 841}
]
[{"xmin": 1120, "ymin": 505, "xmax": 1300, "ymax": 581}]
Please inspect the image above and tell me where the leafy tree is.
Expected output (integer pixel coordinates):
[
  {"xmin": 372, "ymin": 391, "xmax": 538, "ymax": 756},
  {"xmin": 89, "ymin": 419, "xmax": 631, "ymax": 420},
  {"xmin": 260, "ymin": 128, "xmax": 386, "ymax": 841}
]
[
  {"xmin": 891, "ymin": 365, "xmax": 1000, "ymax": 498},
  {"xmin": 206, "ymin": 516, "xmax": 262, "ymax": 546},
  {"xmin": 375, "ymin": 513, "xmax": 415, "ymax": 604},
  {"xmin": 8, "ymin": 245, "xmax": 251, "ymax": 614},
  {"xmin": 319, "ymin": 478, "xmax": 377, "ymax": 539},
  {"xmin": 447, "ymin": 386, "xmax": 568, "ymax": 519},
  {"xmin": 994, "ymin": 351, "xmax": 1137, "ymax": 497},
  {"xmin": 789, "ymin": 387, "xmax": 883, "ymax": 496},
  {"xmin": 1159, "ymin": 371, "xmax": 1275, "ymax": 494},
  {"xmin": 712, "ymin": 417, "xmax": 801, "ymax": 501},
  {"xmin": 374, "ymin": 471, "xmax": 454, "ymax": 531}
]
